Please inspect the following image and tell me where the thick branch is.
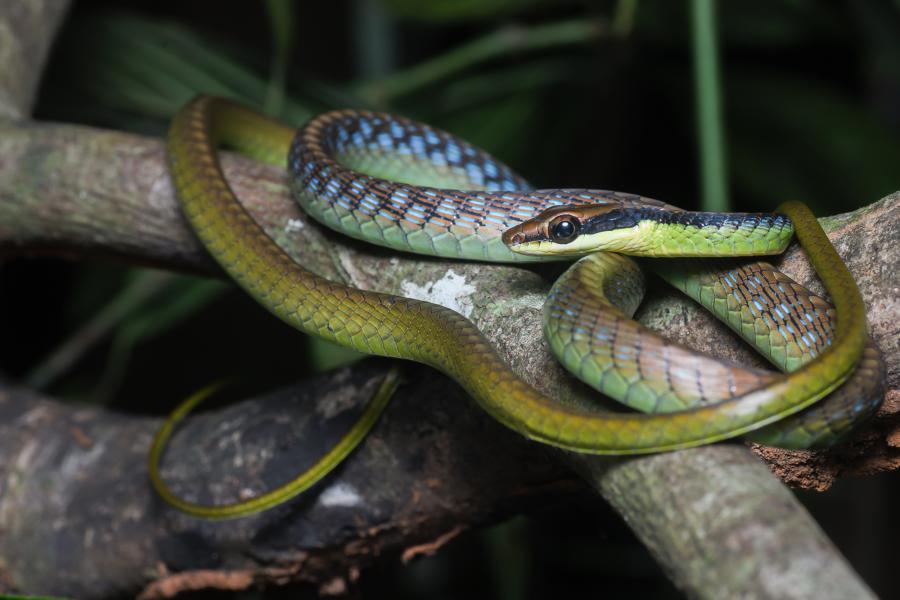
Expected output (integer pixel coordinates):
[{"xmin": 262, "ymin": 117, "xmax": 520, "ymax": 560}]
[
  {"xmin": 2, "ymin": 119, "xmax": 897, "ymax": 473},
  {"xmin": 1, "ymin": 119, "xmax": 896, "ymax": 598},
  {"xmin": 0, "ymin": 364, "xmax": 575, "ymax": 598}
]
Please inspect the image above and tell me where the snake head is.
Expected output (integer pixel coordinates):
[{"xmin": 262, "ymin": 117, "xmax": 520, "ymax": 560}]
[{"xmin": 503, "ymin": 203, "xmax": 648, "ymax": 256}]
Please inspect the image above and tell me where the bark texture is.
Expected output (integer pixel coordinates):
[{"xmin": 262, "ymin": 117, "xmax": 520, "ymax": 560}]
[
  {"xmin": 0, "ymin": 118, "xmax": 896, "ymax": 598},
  {"xmin": 0, "ymin": 364, "xmax": 575, "ymax": 598}
]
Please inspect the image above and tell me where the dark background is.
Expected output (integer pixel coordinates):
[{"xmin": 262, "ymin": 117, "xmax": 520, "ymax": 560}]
[{"xmin": 2, "ymin": 0, "xmax": 898, "ymax": 597}]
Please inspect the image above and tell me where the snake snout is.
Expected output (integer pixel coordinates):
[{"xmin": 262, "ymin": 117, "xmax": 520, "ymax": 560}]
[{"xmin": 502, "ymin": 227, "xmax": 526, "ymax": 248}]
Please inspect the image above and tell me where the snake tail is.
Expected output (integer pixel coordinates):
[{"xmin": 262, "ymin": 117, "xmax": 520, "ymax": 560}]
[{"xmin": 149, "ymin": 370, "xmax": 399, "ymax": 519}]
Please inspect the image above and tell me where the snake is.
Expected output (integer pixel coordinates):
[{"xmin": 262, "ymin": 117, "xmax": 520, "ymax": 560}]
[{"xmin": 151, "ymin": 95, "xmax": 883, "ymax": 518}]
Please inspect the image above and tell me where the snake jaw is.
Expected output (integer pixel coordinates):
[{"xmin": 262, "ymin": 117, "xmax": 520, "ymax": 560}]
[{"xmin": 506, "ymin": 225, "xmax": 653, "ymax": 257}]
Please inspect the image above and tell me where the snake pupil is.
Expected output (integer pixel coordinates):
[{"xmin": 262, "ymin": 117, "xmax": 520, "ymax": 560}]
[{"xmin": 550, "ymin": 218, "xmax": 579, "ymax": 243}]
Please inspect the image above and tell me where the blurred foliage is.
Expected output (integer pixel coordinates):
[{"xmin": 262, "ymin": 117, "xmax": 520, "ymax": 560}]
[
  {"xmin": 2, "ymin": 0, "xmax": 898, "ymax": 597},
  {"xmin": 263, "ymin": 0, "xmax": 294, "ymax": 113},
  {"xmin": 382, "ymin": 0, "xmax": 550, "ymax": 23},
  {"xmin": 0, "ymin": 595, "xmax": 74, "ymax": 600}
]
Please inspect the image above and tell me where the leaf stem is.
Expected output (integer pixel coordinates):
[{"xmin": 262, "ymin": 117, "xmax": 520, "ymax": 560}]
[
  {"xmin": 354, "ymin": 19, "xmax": 606, "ymax": 104},
  {"xmin": 691, "ymin": 0, "xmax": 729, "ymax": 211}
]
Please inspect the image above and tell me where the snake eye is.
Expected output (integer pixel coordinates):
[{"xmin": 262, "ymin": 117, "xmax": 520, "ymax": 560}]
[{"xmin": 549, "ymin": 216, "xmax": 580, "ymax": 244}]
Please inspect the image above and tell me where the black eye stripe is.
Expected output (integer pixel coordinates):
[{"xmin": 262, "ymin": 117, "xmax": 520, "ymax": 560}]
[{"xmin": 582, "ymin": 209, "xmax": 642, "ymax": 234}]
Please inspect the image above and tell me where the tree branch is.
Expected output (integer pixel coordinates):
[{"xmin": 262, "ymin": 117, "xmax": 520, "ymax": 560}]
[
  {"xmin": 0, "ymin": 0, "xmax": 71, "ymax": 119},
  {"xmin": 0, "ymin": 119, "xmax": 896, "ymax": 598},
  {"xmin": 0, "ymin": 364, "xmax": 576, "ymax": 598}
]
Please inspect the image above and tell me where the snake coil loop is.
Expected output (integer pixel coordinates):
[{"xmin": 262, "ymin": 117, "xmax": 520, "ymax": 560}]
[{"xmin": 152, "ymin": 96, "xmax": 882, "ymax": 518}]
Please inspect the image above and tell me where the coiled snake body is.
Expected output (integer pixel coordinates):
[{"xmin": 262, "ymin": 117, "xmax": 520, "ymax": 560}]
[{"xmin": 151, "ymin": 96, "xmax": 883, "ymax": 518}]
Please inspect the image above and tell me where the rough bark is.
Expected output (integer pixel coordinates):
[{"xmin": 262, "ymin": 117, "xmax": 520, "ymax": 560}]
[
  {"xmin": 0, "ymin": 364, "xmax": 576, "ymax": 598},
  {"xmin": 1, "ymin": 121, "xmax": 897, "ymax": 484},
  {"xmin": 0, "ymin": 118, "xmax": 896, "ymax": 598}
]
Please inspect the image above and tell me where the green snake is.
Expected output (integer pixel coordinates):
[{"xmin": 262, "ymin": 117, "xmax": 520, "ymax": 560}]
[{"xmin": 151, "ymin": 96, "xmax": 883, "ymax": 518}]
